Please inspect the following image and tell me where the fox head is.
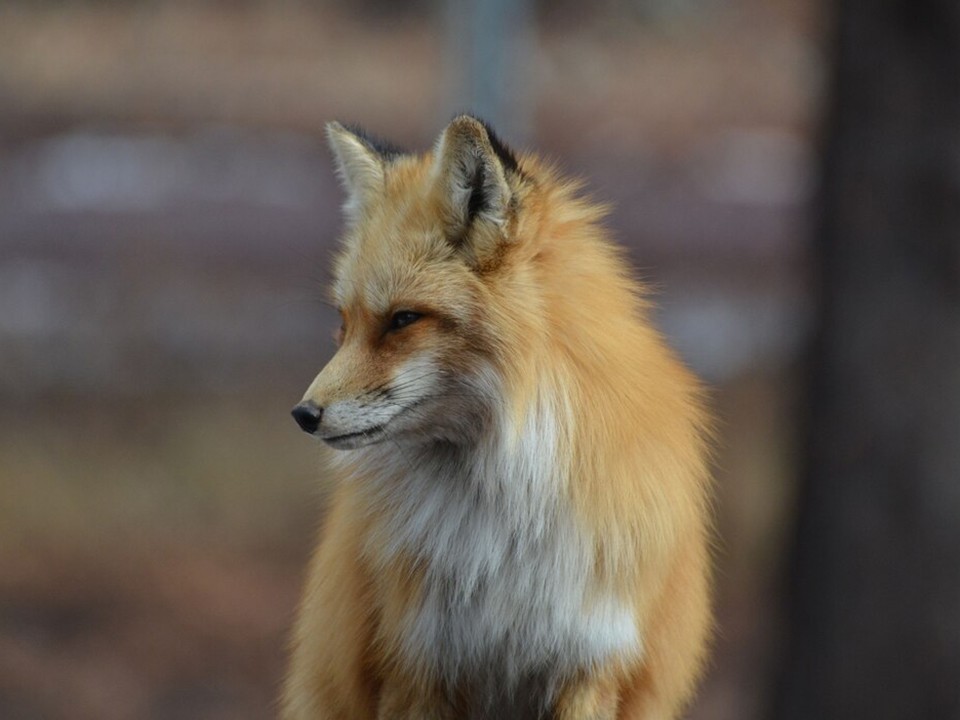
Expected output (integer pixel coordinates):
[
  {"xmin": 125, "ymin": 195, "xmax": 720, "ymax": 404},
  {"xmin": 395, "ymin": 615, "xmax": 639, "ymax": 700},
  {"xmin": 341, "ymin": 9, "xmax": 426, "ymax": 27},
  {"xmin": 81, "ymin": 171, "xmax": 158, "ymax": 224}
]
[{"xmin": 292, "ymin": 115, "xmax": 537, "ymax": 450}]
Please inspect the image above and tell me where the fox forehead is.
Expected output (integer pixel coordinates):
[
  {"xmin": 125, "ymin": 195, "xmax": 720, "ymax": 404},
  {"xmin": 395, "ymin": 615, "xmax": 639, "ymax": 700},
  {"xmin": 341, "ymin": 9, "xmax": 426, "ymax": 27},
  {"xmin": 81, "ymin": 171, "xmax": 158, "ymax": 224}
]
[
  {"xmin": 333, "ymin": 236, "xmax": 434, "ymax": 310},
  {"xmin": 331, "ymin": 227, "xmax": 484, "ymax": 323},
  {"xmin": 330, "ymin": 159, "xmax": 479, "ymax": 315}
]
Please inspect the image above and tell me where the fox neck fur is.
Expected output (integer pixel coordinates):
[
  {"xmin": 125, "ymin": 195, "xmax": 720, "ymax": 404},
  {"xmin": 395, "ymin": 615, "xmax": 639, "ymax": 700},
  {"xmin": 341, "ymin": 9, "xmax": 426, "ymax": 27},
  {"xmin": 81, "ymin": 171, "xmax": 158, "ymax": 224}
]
[{"xmin": 341, "ymin": 368, "xmax": 642, "ymax": 703}]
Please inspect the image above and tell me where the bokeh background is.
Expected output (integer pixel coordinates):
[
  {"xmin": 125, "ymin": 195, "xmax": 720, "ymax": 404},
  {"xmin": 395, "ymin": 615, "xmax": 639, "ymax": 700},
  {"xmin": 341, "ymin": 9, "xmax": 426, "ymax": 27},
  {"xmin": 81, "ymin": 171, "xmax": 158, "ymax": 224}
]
[{"xmin": 2, "ymin": 1, "xmax": 957, "ymax": 718}]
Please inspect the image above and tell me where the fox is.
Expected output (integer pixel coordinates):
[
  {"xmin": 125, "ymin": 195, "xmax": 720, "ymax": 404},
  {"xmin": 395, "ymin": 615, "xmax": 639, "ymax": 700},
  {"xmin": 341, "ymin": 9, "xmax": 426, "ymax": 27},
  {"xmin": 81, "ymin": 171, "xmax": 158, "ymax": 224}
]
[{"xmin": 282, "ymin": 115, "xmax": 714, "ymax": 720}]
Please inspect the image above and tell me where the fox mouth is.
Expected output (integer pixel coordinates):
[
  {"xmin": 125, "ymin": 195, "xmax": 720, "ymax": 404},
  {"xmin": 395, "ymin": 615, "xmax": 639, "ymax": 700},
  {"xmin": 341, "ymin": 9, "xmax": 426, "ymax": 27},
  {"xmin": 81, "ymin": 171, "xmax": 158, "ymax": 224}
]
[
  {"xmin": 320, "ymin": 398, "xmax": 427, "ymax": 450},
  {"xmin": 322, "ymin": 424, "xmax": 386, "ymax": 449}
]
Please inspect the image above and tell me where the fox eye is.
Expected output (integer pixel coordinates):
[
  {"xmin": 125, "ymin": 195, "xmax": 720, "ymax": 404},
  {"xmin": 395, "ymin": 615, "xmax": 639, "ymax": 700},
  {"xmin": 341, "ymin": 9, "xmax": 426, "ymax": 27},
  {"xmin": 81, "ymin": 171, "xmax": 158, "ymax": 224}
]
[{"xmin": 389, "ymin": 311, "xmax": 422, "ymax": 331}]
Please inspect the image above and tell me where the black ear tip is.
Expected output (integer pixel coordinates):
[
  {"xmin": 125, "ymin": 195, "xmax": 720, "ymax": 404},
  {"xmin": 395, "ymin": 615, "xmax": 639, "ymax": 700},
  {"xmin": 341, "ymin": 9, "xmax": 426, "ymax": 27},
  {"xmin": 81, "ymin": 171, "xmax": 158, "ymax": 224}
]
[
  {"xmin": 450, "ymin": 112, "xmax": 484, "ymax": 126},
  {"xmin": 446, "ymin": 115, "xmax": 487, "ymax": 144},
  {"xmin": 446, "ymin": 113, "xmax": 520, "ymax": 176}
]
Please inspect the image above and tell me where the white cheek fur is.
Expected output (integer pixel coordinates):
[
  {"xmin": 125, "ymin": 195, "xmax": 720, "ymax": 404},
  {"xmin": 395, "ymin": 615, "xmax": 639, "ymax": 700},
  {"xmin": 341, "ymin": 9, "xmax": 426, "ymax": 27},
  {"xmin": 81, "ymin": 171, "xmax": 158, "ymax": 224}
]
[
  {"xmin": 320, "ymin": 356, "xmax": 439, "ymax": 438},
  {"xmin": 388, "ymin": 355, "xmax": 439, "ymax": 410}
]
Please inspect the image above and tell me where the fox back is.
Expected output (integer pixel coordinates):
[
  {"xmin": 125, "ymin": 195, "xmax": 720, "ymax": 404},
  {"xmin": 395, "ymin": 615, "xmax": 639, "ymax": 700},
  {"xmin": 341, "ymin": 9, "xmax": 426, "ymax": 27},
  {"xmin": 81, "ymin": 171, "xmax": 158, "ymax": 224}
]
[{"xmin": 283, "ymin": 116, "xmax": 714, "ymax": 720}]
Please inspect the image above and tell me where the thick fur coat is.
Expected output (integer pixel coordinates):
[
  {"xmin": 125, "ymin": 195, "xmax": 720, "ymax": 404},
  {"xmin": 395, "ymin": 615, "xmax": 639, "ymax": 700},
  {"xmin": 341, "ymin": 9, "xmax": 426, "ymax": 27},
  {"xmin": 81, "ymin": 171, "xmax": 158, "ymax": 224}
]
[{"xmin": 282, "ymin": 116, "xmax": 714, "ymax": 720}]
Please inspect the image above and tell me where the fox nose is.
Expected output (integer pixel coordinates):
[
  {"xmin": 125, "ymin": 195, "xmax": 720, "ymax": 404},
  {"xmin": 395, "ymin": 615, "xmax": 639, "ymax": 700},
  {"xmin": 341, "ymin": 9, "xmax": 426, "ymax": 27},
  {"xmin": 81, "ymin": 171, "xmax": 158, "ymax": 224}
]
[{"xmin": 291, "ymin": 402, "xmax": 323, "ymax": 434}]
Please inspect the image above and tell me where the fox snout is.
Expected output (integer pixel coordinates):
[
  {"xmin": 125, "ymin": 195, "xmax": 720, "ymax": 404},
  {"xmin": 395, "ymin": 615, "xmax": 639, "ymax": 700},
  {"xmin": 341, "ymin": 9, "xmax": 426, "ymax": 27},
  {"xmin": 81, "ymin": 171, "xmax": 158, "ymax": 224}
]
[{"xmin": 291, "ymin": 401, "xmax": 323, "ymax": 435}]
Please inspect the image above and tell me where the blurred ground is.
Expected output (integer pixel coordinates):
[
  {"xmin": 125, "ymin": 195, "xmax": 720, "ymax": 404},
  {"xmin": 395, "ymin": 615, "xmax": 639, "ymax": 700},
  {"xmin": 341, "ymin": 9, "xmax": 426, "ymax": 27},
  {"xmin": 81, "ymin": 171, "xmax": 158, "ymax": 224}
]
[{"xmin": 0, "ymin": 1, "xmax": 820, "ymax": 718}]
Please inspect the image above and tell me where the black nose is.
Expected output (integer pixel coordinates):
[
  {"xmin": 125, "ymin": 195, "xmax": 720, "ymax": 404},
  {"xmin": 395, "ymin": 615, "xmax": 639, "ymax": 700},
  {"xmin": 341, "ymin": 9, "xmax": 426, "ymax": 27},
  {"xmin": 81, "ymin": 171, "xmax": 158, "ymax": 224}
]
[{"xmin": 291, "ymin": 402, "xmax": 323, "ymax": 434}]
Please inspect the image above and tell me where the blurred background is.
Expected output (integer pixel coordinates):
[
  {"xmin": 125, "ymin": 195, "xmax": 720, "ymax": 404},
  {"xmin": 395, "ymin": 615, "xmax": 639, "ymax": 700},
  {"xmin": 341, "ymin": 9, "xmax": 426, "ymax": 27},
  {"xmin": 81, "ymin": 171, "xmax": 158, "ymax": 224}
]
[{"xmin": 1, "ymin": 0, "xmax": 957, "ymax": 718}]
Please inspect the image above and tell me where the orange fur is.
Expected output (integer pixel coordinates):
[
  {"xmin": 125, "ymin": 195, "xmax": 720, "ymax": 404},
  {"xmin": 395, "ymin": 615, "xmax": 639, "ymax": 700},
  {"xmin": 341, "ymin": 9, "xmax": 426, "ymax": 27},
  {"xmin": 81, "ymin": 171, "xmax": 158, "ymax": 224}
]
[{"xmin": 282, "ymin": 116, "xmax": 714, "ymax": 719}]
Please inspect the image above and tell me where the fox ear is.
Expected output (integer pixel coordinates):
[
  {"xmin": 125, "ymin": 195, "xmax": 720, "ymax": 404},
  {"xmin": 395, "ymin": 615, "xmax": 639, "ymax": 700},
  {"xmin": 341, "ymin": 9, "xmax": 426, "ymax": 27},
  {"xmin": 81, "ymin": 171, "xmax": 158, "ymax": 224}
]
[
  {"xmin": 326, "ymin": 121, "xmax": 386, "ymax": 222},
  {"xmin": 432, "ymin": 115, "xmax": 517, "ymax": 264}
]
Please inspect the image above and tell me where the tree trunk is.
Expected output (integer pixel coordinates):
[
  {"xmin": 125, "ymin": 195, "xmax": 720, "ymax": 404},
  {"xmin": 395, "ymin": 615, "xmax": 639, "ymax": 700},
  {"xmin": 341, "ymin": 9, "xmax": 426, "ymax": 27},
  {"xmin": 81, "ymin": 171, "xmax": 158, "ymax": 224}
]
[{"xmin": 772, "ymin": 1, "xmax": 960, "ymax": 718}]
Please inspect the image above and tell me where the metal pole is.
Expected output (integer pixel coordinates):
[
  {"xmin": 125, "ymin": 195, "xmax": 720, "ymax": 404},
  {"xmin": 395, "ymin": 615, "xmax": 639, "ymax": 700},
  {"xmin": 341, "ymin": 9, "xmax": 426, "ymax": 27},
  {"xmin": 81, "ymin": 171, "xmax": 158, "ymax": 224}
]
[{"xmin": 444, "ymin": 0, "xmax": 533, "ymax": 143}]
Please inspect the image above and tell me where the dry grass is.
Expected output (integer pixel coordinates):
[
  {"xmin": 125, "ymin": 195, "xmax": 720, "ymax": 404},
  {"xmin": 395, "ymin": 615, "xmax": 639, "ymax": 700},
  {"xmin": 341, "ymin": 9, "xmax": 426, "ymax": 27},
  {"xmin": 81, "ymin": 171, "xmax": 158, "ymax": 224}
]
[{"xmin": 0, "ymin": 394, "xmax": 320, "ymax": 719}]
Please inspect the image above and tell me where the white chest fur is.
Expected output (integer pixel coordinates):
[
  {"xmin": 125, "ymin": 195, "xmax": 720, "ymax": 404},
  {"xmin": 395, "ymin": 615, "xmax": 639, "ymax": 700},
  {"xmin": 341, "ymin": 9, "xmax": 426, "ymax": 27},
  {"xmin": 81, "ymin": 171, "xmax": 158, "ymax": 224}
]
[{"xmin": 359, "ymin": 399, "xmax": 641, "ymax": 690}]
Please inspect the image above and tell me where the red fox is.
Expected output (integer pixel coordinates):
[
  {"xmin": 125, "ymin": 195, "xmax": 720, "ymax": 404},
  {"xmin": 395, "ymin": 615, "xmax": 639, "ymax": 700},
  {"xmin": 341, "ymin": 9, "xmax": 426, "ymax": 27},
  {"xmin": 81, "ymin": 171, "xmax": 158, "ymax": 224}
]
[{"xmin": 283, "ymin": 116, "xmax": 714, "ymax": 719}]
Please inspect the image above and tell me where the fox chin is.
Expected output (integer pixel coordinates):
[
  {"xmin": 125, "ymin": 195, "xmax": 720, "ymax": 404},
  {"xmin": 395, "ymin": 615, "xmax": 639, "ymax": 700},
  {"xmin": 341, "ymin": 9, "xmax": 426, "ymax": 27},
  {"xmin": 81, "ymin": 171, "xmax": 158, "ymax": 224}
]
[{"xmin": 281, "ymin": 115, "xmax": 714, "ymax": 720}]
